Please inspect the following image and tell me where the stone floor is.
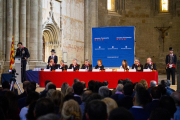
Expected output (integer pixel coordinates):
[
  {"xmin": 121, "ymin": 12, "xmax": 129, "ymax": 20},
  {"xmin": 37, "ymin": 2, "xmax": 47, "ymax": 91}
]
[{"xmin": 10, "ymin": 74, "xmax": 178, "ymax": 94}]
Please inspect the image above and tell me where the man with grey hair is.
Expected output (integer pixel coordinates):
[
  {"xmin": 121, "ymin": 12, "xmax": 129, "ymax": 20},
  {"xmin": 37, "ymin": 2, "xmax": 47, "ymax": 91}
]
[
  {"xmin": 98, "ymin": 86, "xmax": 110, "ymax": 98},
  {"xmin": 161, "ymin": 79, "xmax": 175, "ymax": 96},
  {"xmin": 147, "ymin": 80, "xmax": 157, "ymax": 93},
  {"xmin": 144, "ymin": 58, "xmax": 156, "ymax": 70},
  {"xmin": 132, "ymin": 58, "xmax": 143, "ymax": 71},
  {"xmin": 111, "ymin": 84, "xmax": 124, "ymax": 102},
  {"xmin": 69, "ymin": 58, "xmax": 80, "ymax": 71},
  {"xmin": 58, "ymin": 60, "xmax": 68, "ymax": 71},
  {"xmin": 81, "ymin": 59, "xmax": 92, "ymax": 71},
  {"xmin": 171, "ymin": 91, "xmax": 180, "ymax": 120}
]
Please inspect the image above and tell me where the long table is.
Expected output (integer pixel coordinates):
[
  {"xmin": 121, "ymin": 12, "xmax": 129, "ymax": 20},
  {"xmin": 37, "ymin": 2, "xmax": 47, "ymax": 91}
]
[{"xmin": 39, "ymin": 71, "xmax": 158, "ymax": 88}]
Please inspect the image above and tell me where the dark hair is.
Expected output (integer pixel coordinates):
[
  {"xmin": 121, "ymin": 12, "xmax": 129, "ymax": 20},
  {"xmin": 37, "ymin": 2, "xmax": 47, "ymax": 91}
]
[
  {"xmin": 73, "ymin": 78, "xmax": 80, "ymax": 84},
  {"xmin": 26, "ymin": 101, "xmax": 37, "ymax": 120},
  {"xmin": 94, "ymin": 81, "xmax": 104, "ymax": 93},
  {"xmin": 34, "ymin": 98, "xmax": 55, "ymax": 119},
  {"xmin": 0, "ymin": 107, "xmax": 5, "ymax": 120},
  {"xmin": 103, "ymin": 81, "xmax": 109, "ymax": 86},
  {"xmin": 0, "ymin": 96, "xmax": 9, "ymax": 118},
  {"xmin": 88, "ymin": 80, "xmax": 95, "ymax": 92},
  {"xmin": 109, "ymin": 107, "xmax": 134, "ymax": 120},
  {"xmin": 160, "ymin": 96, "xmax": 177, "ymax": 118},
  {"xmin": 26, "ymin": 92, "xmax": 39, "ymax": 105},
  {"xmin": 87, "ymin": 100, "xmax": 107, "ymax": 120},
  {"xmin": 118, "ymin": 79, "xmax": 123, "ymax": 84},
  {"xmin": 73, "ymin": 82, "xmax": 84, "ymax": 95},
  {"xmin": 63, "ymin": 94, "xmax": 75, "ymax": 102},
  {"xmin": 27, "ymin": 84, "xmax": 36, "ymax": 95},
  {"xmin": 122, "ymin": 60, "xmax": 128, "ymax": 70},
  {"xmin": 151, "ymin": 87, "xmax": 161, "ymax": 99},
  {"xmin": 133, "ymin": 82, "xmax": 138, "ymax": 89},
  {"xmin": 48, "ymin": 84, "xmax": 56, "ymax": 91},
  {"xmin": 135, "ymin": 86, "xmax": 149, "ymax": 107},
  {"xmin": 149, "ymin": 108, "xmax": 171, "ymax": 120},
  {"xmin": 2, "ymin": 81, "xmax": 10, "ymax": 89},
  {"xmin": 45, "ymin": 80, "xmax": 51, "ymax": 86},
  {"xmin": 23, "ymin": 81, "xmax": 31, "ymax": 89},
  {"xmin": 158, "ymin": 85, "xmax": 166, "ymax": 96},
  {"xmin": 31, "ymin": 82, "xmax": 36, "ymax": 90},
  {"xmin": 123, "ymin": 79, "xmax": 132, "ymax": 85},
  {"xmin": 82, "ymin": 91, "xmax": 92, "ymax": 102},
  {"xmin": 123, "ymin": 83, "xmax": 133, "ymax": 96},
  {"xmin": 18, "ymin": 42, "xmax": 22, "ymax": 45},
  {"xmin": 160, "ymin": 80, "xmax": 168, "ymax": 87}
]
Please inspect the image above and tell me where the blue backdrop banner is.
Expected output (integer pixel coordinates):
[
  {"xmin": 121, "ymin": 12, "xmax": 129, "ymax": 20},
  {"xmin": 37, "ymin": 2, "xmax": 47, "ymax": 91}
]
[{"xmin": 92, "ymin": 26, "xmax": 135, "ymax": 67}]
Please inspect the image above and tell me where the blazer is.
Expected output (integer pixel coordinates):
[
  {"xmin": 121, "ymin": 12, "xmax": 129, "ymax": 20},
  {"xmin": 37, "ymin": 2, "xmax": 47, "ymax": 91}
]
[
  {"xmin": 132, "ymin": 64, "xmax": 143, "ymax": 71},
  {"xmin": 48, "ymin": 55, "xmax": 58, "ymax": 64},
  {"xmin": 69, "ymin": 64, "xmax": 80, "ymax": 71},
  {"xmin": 81, "ymin": 64, "xmax": 92, "ymax": 71},
  {"xmin": 58, "ymin": 64, "xmax": 68, "ymax": 71},
  {"xmin": 129, "ymin": 107, "xmax": 150, "ymax": 120},
  {"xmin": 166, "ymin": 54, "xmax": 177, "ymax": 68},
  {"xmin": 95, "ymin": 65, "xmax": 105, "ymax": 70},
  {"xmin": 144, "ymin": 63, "xmax": 156, "ymax": 70}
]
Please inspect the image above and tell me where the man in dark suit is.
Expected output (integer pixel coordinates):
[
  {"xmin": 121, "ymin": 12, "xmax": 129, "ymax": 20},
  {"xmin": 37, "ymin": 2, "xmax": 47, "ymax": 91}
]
[
  {"xmin": 15, "ymin": 42, "xmax": 30, "ymax": 82},
  {"xmin": 132, "ymin": 59, "xmax": 143, "ymax": 71},
  {"xmin": 144, "ymin": 58, "xmax": 156, "ymax": 70},
  {"xmin": 69, "ymin": 58, "xmax": 80, "ymax": 71},
  {"xmin": 144, "ymin": 87, "xmax": 160, "ymax": 114},
  {"xmin": 81, "ymin": 59, "xmax": 92, "ymax": 71},
  {"xmin": 166, "ymin": 47, "xmax": 177, "ymax": 85},
  {"xmin": 58, "ymin": 60, "xmax": 68, "ymax": 71},
  {"xmin": 48, "ymin": 49, "xmax": 58, "ymax": 64},
  {"xmin": 47, "ymin": 59, "xmax": 57, "ymax": 70}
]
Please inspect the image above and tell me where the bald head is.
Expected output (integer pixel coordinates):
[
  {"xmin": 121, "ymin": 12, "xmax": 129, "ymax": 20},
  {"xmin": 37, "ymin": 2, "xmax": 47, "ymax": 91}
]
[{"xmin": 171, "ymin": 92, "xmax": 180, "ymax": 106}]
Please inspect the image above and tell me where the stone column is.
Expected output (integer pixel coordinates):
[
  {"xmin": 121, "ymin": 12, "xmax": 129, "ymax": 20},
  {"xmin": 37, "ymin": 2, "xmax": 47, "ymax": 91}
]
[
  {"xmin": 6, "ymin": 0, "xmax": 13, "ymax": 61},
  {"xmin": 13, "ymin": 0, "xmax": 20, "ymax": 52},
  {"xmin": 29, "ymin": 0, "xmax": 38, "ymax": 61},
  {"xmin": 26, "ymin": 0, "xmax": 30, "ymax": 49},
  {"xmin": 38, "ymin": 0, "xmax": 43, "ymax": 61},
  {"xmin": 0, "ymin": 0, "xmax": 3, "ymax": 59},
  {"xmin": 20, "ymin": 0, "xmax": 26, "ymax": 46}
]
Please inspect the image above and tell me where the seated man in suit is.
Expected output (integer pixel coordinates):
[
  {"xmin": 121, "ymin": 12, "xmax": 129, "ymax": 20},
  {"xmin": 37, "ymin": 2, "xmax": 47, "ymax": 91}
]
[
  {"xmin": 47, "ymin": 59, "xmax": 57, "ymax": 70},
  {"xmin": 69, "ymin": 58, "xmax": 80, "ymax": 71},
  {"xmin": 58, "ymin": 60, "xmax": 68, "ymax": 71},
  {"xmin": 144, "ymin": 58, "xmax": 156, "ymax": 70},
  {"xmin": 132, "ymin": 59, "xmax": 143, "ymax": 71},
  {"xmin": 48, "ymin": 49, "xmax": 58, "ymax": 64},
  {"xmin": 81, "ymin": 59, "xmax": 92, "ymax": 71}
]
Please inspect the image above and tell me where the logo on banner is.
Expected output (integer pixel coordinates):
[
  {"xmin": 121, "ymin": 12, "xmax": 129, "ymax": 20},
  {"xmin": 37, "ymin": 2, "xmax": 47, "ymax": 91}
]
[
  {"xmin": 94, "ymin": 37, "xmax": 109, "ymax": 41},
  {"xmin": 95, "ymin": 46, "xmax": 105, "ymax": 50},
  {"xmin": 108, "ymin": 46, "xmax": 118, "ymax": 50},
  {"xmin": 116, "ymin": 37, "xmax": 132, "ymax": 40},
  {"xmin": 121, "ymin": 46, "xmax": 132, "ymax": 49},
  {"xmin": 107, "ymin": 56, "xmax": 119, "ymax": 58}
]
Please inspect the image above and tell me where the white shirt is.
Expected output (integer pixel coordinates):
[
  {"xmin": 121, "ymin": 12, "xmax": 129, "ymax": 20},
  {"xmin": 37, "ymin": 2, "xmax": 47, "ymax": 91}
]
[
  {"xmin": 120, "ymin": 66, "xmax": 129, "ymax": 69},
  {"xmin": 132, "ymin": 106, "xmax": 143, "ymax": 109}
]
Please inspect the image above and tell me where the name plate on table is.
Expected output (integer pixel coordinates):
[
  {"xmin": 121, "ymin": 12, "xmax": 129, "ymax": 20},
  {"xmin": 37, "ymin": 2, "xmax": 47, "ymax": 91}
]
[
  {"xmin": 79, "ymin": 69, "xmax": 87, "ymax": 72},
  {"xmin": 55, "ymin": 69, "xmax": 62, "ymax": 72},
  {"xmin": 105, "ymin": 69, "xmax": 112, "ymax": 72},
  {"xmin": 92, "ymin": 69, "xmax": 100, "ymax": 72},
  {"xmin": 67, "ymin": 69, "xmax": 74, "ymax": 72},
  {"xmin": 143, "ymin": 69, "xmax": 152, "ymax": 72},
  {"xmin": 44, "ymin": 69, "xmax": 51, "ymax": 71},
  {"xmin": 129, "ymin": 69, "xmax": 136, "ymax": 72},
  {"xmin": 117, "ymin": 69, "xmax": 124, "ymax": 72}
]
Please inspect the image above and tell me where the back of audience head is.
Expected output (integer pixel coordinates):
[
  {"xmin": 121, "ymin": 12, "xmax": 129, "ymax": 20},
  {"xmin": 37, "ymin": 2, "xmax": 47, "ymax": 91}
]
[
  {"xmin": 37, "ymin": 113, "xmax": 59, "ymax": 120},
  {"xmin": 117, "ymin": 79, "xmax": 123, "ymax": 85},
  {"xmin": 171, "ymin": 91, "xmax": 180, "ymax": 106},
  {"xmin": 26, "ymin": 91, "xmax": 39, "ymax": 105},
  {"xmin": 139, "ymin": 79, "xmax": 148, "ymax": 89},
  {"xmin": 149, "ymin": 108, "xmax": 171, "ymax": 120},
  {"xmin": 65, "ymin": 87, "xmax": 73, "ymax": 96},
  {"xmin": 150, "ymin": 80, "xmax": 157, "ymax": 87},
  {"xmin": 61, "ymin": 82, "xmax": 69, "ymax": 95},
  {"xmin": 61, "ymin": 99, "xmax": 82, "ymax": 120},
  {"xmin": 23, "ymin": 81, "xmax": 31, "ymax": 91},
  {"xmin": 45, "ymin": 80, "xmax": 51, "ymax": 87},
  {"xmin": 73, "ymin": 82, "xmax": 84, "ymax": 96},
  {"xmin": 103, "ymin": 81, "xmax": 109, "ymax": 87},
  {"xmin": 88, "ymin": 80, "xmax": 95, "ymax": 92},
  {"xmin": 101, "ymin": 98, "xmax": 118, "ymax": 116},
  {"xmin": 94, "ymin": 81, "xmax": 104, "ymax": 93},
  {"xmin": 134, "ymin": 83, "xmax": 144, "ymax": 91},
  {"xmin": 82, "ymin": 90, "xmax": 92, "ymax": 102},
  {"xmin": 86, "ymin": 100, "xmax": 107, "ymax": 120},
  {"xmin": 27, "ymin": 84, "xmax": 36, "ymax": 95},
  {"xmin": 109, "ymin": 107, "xmax": 134, "ymax": 120},
  {"xmin": 123, "ymin": 78, "xmax": 131, "ymax": 85},
  {"xmin": 98, "ymin": 86, "xmax": 109, "ymax": 98},
  {"xmin": 81, "ymin": 81, "xmax": 86, "ymax": 89},
  {"xmin": 161, "ymin": 79, "xmax": 171, "ymax": 87},
  {"xmin": 123, "ymin": 83, "xmax": 133, "ymax": 96},
  {"xmin": 151, "ymin": 87, "xmax": 161, "ymax": 99},
  {"xmin": 116, "ymin": 84, "xmax": 123, "ymax": 92},
  {"xmin": 158, "ymin": 84, "xmax": 167, "ymax": 96},
  {"xmin": 34, "ymin": 98, "xmax": 55, "ymax": 119},
  {"xmin": 63, "ymin": 94, "xmax": 75, "ymax": 102},
  {"xmin": 160, "ymin": 96, "xmax": 177, "ymax": 118},
  {"xmin": 133, "ymin": 82, "xmax": 138, "ymax": 89},
  {"xmin": 45, "ymin": 82, "xmax": 53, "ymax": 91},
  {"xmin": 48, "ymin": 84, "xmax": 56, "ymax": 91},
  {"xmin": 31, "ymin": 81, "xmax": 36, "ymax": 90},
  {"xmin": 74, "ymin": 78, "xmax": 80, "ymax": 84},
  {"xmin": 46, "ymin": 89, "xmax": 55, "ymax": 98},
  {"xmin": 2, "ymin": 81, "xmax": 10, "ymax": 90}
]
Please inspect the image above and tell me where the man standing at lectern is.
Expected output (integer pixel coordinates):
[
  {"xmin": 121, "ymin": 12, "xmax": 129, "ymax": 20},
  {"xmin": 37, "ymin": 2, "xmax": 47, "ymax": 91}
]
[
  {"xmin": 15, "ymin": 42, "xmax": 30, "ymax": 82},
  {"xmin": 166, "ymin": 47, "xmax": 177, "ymax": 85}
]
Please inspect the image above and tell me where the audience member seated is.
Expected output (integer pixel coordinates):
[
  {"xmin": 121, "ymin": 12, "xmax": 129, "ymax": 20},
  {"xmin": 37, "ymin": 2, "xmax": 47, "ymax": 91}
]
[
  {"xmin": 98, "ymin": 86, "xmax": 110, "ymax": 98},
  {"xmin": 0, "ymin": 96, "xmax": 9, "ymax": 119},
  {"xmin": 122, "ymin": 78, "xmax": 132, "ymax": 85},
  {"xmin": 0, "ymin": 81, "xmax": 10, "ymax": 96},
  {"xmin": 18, "ymin": 81, "xmax": 31, "ymax": 99},
  {"xmin": 48, "ymin": 84, "xmax": 56, "ymax": 91},
  {"xmin": 171, "ymin": 91, "xmax": 180, "ymax": 120},
  {"xmin": 111, "ymin": 84, "xmax": 124, "ymax": 102},
  {"xmin": 139, "ymin": 79, "xmax": 148, "ymax": 90},
  {"xmin": 5, "ymin": 91, "xmax": 20, "ymax": 120},
  {"xmin": 26, "ymin": 101, "xmax": 37, "ymax": 120},
  {"xmin": 61, "ymin": 99, "xmax": 82, "ymax": 120},
  {"xmin": 34, "ymin": 98, "xmax": 55, "ymax": 119},
  {"xmin": 39, "ymin": 80, "xmax": 51, "ymax": 98},
  {"xmin": 86, "ymin": 100, "xmax": 107, "ymax": 120},
  {"xmin": 149, "ymin": 108, "xmax": 171, "ymax": 120},
  {"xmin": 80, "ymin": 90, "xmax": 92, "ymax": 116},
  {"xmin": 102, "ymin": 98, "xmax": 118, "ymax": 117},
  {"xmin": 37, "ymin": 113, "xmax": 59, "ymax": 120},
  {"xmin": 94, "ymin": 81, "xmax": 104, "ymax": 93},
  {"xmin": 74, "ymin": 78, "xmax": 80, "ymax": 84},
  {"xmin": 50, "ymin": 90, "xmax": 64, "ymax": 115},
  {"xmin": 148, "ymin": 80, "xmax": 157, "ymax": 93},
  {"xmin": 129, "ymin": 86, "xmax": 150, "ymax": 120},
  {"xmin": 117, "ymin": 83, "xmax": 133, "ymax": 109},
  {"xmin": 103, "ymin": 81, "xmax": 112, "ymax": 96},
  {"xmin": 161, "ymin": 79, "xmax": 175, "ymax": 96},
  {"xmin": 30, "ymin": 81, "xmax": 36, "ymax": 90},
  {"xmin": 73, "ymin": 82, "xmax": 84, "ymax": 105},
  {"xmin": 19, "ymin": 92, "xmax": 39, "ymax": 120},
  {"xmin": 63, "ymin": 94, "xmax": 75, "ymax": 102},
  {"xmin": 159, "ymin": 96, "xmax": 177, "ymax": 119},
  {"xmin": 65, "ymin": 87, "xmax": 74, "ymax": 96},
  {"xmin": 109, "ymin": 107, "xmax": 134, "ymax": 120},
  {"xmin": 81, "ymin": 81, "xmax": 86, "ymax": 90},
  {"xmin": 87, "ymin": 80, "xmax": 95, "ymax": 93},
  {"xmin": 158, "ymin": 84, "xmax": 167, "ymax": 97},
  {"xmin": 46, "ymin": 89, "xmax": 55, "ymax": 98},
  {"xmin": 61, "ymin": 82, "xmax": 69, "ymax": 96},
  {"xmin": 144, "ymin": 87, "xmax": 161, "ymax": 113}
]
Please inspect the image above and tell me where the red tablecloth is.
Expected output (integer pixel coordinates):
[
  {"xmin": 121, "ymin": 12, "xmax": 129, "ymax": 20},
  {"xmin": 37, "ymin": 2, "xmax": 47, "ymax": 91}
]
[{"xmin": 39, "ymin": 71, "xmax": 158, "ymax": 88}]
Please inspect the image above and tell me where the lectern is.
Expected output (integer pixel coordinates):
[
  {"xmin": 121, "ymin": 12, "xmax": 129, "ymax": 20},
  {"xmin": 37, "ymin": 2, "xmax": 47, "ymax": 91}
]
[{"xmin": 15, "ymin": 56, "xmax": 22, "ymax": 83}]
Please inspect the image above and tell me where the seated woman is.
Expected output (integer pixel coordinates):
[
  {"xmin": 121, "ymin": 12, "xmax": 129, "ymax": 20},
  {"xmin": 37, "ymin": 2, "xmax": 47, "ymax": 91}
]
[
  {"xmin": 69, "ymin": 58, "xmax": 80, "ymax": 71},
  {"xmin": 47, "ymin": 59, "xmax": 57, "ymax": 70},
  {"xmin": 95, "ymin": 59, "xmax": 104, "ymax": 70},
  {"xmin": 120, "ymin": 60, "xmax": 129, "ymax": 70}
]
